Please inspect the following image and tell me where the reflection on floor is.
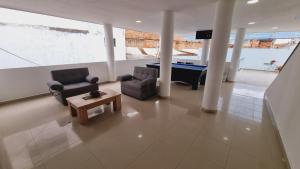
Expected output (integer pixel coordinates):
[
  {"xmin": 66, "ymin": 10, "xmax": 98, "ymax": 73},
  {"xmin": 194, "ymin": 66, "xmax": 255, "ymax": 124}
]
[{"xmin": 0, "ymin": 82, "xmax": 287, "ymax": 169}]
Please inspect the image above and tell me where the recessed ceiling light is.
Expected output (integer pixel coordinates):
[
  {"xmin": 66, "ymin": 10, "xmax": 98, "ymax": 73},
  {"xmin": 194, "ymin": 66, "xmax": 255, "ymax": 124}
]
[
  {"xmin": 248, "ymin": 22, "xmax": 256, "ymax": 25},
  {"xmin": 272, "ymin": 26, "xmax": 279, "ymax": 29},
  {"xmin": 135, "ymin": 20, "xmax": 142, "ymax": 23},
  {"xmin": 247, "ymin": 0, "xmax": 259, "ymax": 4}
]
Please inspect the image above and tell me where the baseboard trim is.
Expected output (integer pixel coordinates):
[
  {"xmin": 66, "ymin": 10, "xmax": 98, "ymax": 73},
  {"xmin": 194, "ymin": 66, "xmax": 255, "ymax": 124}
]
[
  {"xmin": 264, "ymin": 95, "xmax": 291, "ymax": 169},
  {"xmin": 158, "ymin": 95, "xmax": 170, "ymax": 99},
  {"xmin": 201, "ymin": 107, "xmax": 217, "ymax": 114},
  {"xmin": 0, "ymin": 93, "xmax": 51, "ymax": 105},
  {"xmin": 0, "ymin": 81, "xmax": 113, "ymax": 105}
]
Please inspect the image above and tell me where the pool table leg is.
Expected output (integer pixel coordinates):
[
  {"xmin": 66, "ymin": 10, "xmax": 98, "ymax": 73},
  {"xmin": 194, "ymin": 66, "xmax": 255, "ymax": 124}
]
[{"xmin": 192, "ymin": 83, "xmax": 198, "ymax": 90}]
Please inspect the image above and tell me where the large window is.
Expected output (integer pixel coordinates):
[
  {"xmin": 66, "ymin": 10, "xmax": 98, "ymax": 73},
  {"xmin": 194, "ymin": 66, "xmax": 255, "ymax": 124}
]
[
  {"xmin": 175, "ymin": 33, "xmax": 300, "ymax": 71},
  {"xmin": 125, "ymin": 29, "xmax": 201, "ymax": 60},
  {"xmin": 125, "ymin": 29, "xmax": 160, "ymax": 60},
  {"xmin": 125, "ymin": 29, "xmax": 299, "ymax": 71},
  {"xmin": 0, "ymin": 8, "xmax": 125, "ymax": 69}
]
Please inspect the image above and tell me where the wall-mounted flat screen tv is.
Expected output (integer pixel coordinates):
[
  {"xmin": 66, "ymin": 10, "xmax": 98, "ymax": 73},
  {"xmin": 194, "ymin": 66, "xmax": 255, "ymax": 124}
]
[{"xmin": 196, "ymin": 30, "xmax": 213, "ymax": 39}]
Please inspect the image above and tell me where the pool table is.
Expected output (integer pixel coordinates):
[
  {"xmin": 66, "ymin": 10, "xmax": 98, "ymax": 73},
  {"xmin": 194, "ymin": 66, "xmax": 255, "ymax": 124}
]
[{"xmin": 146, "ymin": 63, "xmax": 207, "ymax": 90}]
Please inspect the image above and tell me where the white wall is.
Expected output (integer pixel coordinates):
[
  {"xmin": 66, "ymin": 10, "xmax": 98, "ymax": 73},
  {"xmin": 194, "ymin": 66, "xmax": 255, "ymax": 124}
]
[
  {"xmin": 0, "ymin": 59, "xmax": 156, "ymax": 102},
  {"xmin": 265, "ymin": 44, "xmax": 300, "ymax": 169}
]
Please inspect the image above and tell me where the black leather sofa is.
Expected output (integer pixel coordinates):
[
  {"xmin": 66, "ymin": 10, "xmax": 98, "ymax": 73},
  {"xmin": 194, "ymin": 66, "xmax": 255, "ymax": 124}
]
[
  {"xmin": 118, "ymin": 67, "xmax": 158, "ymax": 100},
  {"xmin": 47, "ymin": 68, "xmax": 99, "ymax": 105}
]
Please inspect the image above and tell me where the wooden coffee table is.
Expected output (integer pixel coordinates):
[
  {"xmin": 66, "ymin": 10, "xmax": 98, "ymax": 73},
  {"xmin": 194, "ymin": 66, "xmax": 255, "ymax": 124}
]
[{"xmin": 66, "ymin": 89, "xmax": 121, "ymax": 124}]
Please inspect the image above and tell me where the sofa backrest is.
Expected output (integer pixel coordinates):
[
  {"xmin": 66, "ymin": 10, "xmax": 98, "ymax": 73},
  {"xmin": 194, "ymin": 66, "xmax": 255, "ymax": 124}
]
[
  {"xmin": 51, "ymin": 68, "xmax": 89, "ymax": 85},
  {"xmin": 133, "ymin": 67, "xmax": 158, "ymax": 81}
]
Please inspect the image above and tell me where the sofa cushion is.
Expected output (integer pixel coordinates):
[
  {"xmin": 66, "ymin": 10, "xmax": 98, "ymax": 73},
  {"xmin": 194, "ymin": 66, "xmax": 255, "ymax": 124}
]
[
  {"xmin": 133, "ymin": 67, "xmax": 158, "ymax": 81},
  {"xmin": 121, "ymin": 79, "xmax": 143, "ymax": 90},
  {"xmin": 117, "ymin": 74, "xmax": 133, "ymax": 81},
  {"xmin": 51, "ymin": 68, "xmax": 89, "ymax": 85},
  {"xmin": 62, "ymin": 82, "xmax": 98, "ymax": 97}
]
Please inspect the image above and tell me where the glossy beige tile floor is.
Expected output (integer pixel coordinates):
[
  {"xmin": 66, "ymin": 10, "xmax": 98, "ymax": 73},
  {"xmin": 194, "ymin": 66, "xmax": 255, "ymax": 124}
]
[{"xmin": 0, "ymin": 82, "xmax": 288, "ymax": 169}]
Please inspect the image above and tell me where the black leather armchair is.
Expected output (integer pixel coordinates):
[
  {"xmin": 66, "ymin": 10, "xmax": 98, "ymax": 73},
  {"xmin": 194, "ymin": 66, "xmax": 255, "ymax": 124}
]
[
  {"xmin": 118, "ymin": 67, "xmax": 158, "ymax": 100},
  {"xmin": 47, "ymin": 68, "xmax": 99, "ymax": 105}
]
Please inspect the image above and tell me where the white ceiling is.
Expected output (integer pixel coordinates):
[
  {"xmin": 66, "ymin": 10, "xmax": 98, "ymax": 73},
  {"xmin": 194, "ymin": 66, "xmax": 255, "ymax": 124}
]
[{"xmin": 0, "ymin": 0, "xmax": 300, "ymax": 35}]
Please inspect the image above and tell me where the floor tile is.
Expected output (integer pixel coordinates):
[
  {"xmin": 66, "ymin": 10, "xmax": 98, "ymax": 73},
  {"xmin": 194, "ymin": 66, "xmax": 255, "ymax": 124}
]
[
  {"xmin": 127, "ymin": 138, "xmax": 192, "ymax": 169},
  {"xmin": 0, "ymin": 129, "xmax": 42, "ymax": 169},
  {"xmin": 177, "ymin": 148, "xmax": 223, "ymax": 169},
  {"xmin": 43, "ymin": 144, "xmax": 95, "ymax": 169},
  {"xmin": 191, "ymin": 135, "xmax": 230, "ymax": 167},
  {"xmin": 0, "ymin": 80, "xmax": 287, "ymax": 169},
  {"xmin": 76, "ymin": 156, "xmax": 105, "ymax": 169},
  {"xmin": 86, "ymin": 134, "xmax": 155, "ymax": 169},
  {"xmin": 226, "ymin": 148, "xmax": 273, "ymax": 169}
]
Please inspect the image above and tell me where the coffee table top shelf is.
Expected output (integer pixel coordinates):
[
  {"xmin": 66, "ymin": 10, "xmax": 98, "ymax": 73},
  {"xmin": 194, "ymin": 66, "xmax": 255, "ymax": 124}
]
[{"xmin": 66, "ymin": 89, "xmax": 121, "ymax": 109}]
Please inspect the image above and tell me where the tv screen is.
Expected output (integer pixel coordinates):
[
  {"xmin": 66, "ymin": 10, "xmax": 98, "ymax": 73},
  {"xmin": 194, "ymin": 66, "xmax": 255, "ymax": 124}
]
[{"xmin": 196, "ymin": 30, "xmax": 212, "ymax": 39}]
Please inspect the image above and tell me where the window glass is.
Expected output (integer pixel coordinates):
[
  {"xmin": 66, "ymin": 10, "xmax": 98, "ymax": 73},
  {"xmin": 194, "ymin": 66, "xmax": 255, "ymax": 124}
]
[{"xmin": 0, "ymin": 8, "xmax": 126, "ymax": 69}]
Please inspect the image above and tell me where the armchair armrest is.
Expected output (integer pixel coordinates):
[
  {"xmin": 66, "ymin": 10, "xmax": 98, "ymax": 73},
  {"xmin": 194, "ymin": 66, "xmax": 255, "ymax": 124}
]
[
  {"xmin": 86, "ymin": 75, "xmax": 99, "ymax": 84},
  {"xmin": 141, "ymin": 78, "xmax": 156, "ymax": 87},
  {"xmin": 117, "ymin": 74, "xmax": 133, "ymax": 81},
  {"xmin": 47, "ymin": 80, "xmax": 64, "ymax": 91}
]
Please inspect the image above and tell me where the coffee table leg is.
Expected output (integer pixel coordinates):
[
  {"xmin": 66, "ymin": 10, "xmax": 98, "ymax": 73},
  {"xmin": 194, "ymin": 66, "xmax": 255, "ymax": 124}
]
[
  {"xmin": 113, "ymin": 95, "xmax": 121, "ymax": 111},
  {"xmin": 78, "ymin": 109, "xmax": 88, "ymax": 124},
  {"xmin": 68, "ymin": 103, "xmax": 77, "ymax": 117}
]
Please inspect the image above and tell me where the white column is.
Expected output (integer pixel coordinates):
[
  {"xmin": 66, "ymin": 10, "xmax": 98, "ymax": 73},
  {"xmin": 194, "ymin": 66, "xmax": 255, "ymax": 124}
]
[
  {"xmin": 202, "ymin": 0, "xmax": 236, "ymax": 112},
  {"xmin": 159, "ymin": 10, "xmax": 174, "ymax": 98},
  {"xmin": 197, "ymin": 48, "xmax": 202, "ymax": 60},
  {"xmin": 104, "ymin": 23, "xmax": 116, "ymax": 81},
  {"xmin": 200, "ymin": 39, "xmax": 210, "ymax": 65},
  {"xmin": 228, "ymin": 28, "xmax": 246, "ymax": 81}
]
